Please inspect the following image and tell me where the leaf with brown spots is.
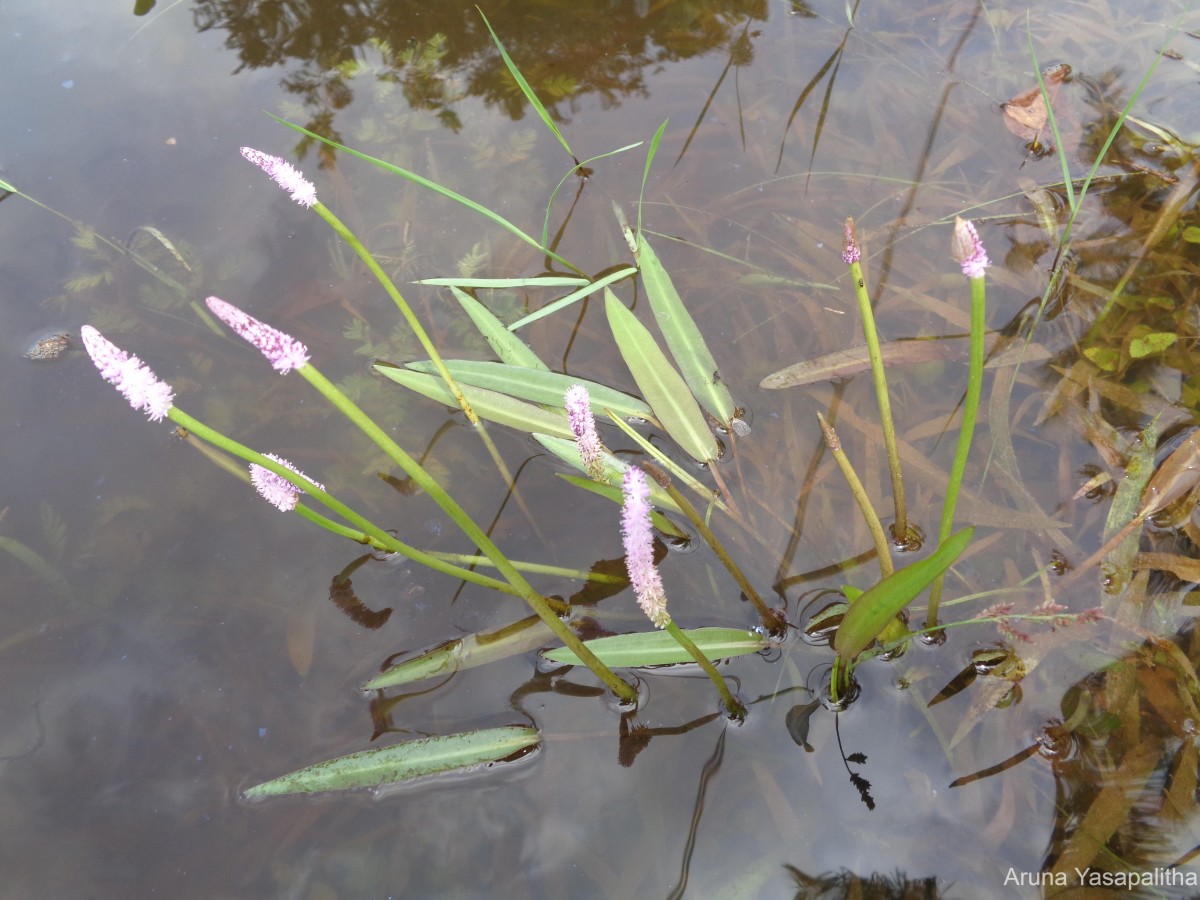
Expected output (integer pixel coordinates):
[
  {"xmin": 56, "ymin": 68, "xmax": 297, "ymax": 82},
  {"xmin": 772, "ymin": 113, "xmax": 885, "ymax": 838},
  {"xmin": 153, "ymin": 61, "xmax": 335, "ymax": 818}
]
[{"xmin": 1002, "ymin": 63, "xmax": 1071, "ymax": 144}]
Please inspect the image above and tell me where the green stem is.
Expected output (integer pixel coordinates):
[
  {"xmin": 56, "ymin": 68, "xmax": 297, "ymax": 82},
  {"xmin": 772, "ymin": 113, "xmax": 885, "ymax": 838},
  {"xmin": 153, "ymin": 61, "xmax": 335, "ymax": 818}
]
[
  {"xmin": 848, "ymin": 258, "xmax": 908, "ymax": 541},
  {"xmin": 312, "ymin": 202, "xmax": 480, "ymax": 424},
  {"xmin": 926, "ymin": 273, "xmax": 986, "ymax": 628},
  {"xmin": 169, "ymin": 408, "xmax": 529, "ymax": 597},
  {"xmin": 660, "ymin": 481, "xmax": 778, "ymax": 630},
  {"xmin": 664, "ymin": 619, "xmax": 745, "ymax": 719},
  {"xmin": 291, "ymin": 365, "xmax": 637, "ymax": 702},
  {"xmin": 817, "ymin": 412, "xmax": 893, "ymax": 580}
]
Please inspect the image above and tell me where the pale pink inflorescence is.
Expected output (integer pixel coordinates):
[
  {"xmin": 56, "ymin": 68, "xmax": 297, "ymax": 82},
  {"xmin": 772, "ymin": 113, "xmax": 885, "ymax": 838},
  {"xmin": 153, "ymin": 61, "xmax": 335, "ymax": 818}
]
[
  {"xmin": 564, "ymin": 384, "xmax": 606, "ymax": 481},
  {"xmin": 250, "ymin": 453, "xmax": 325, "ymax": 512},
  {"xmin": 621, "ymin": 467, "xmax": 670, "ymax": 628},
  {"xmin": 240, "ymin": 147, "xmax": 317, "ymax": 208},
  {"xmin": 952, "ymin": 216, "xmax": 990, "ymax": 279},
  {"xmin": 80, "ymin": 325, "xmax": 175, "ymax": 422},
  {"xmin": 206, "ymin": 296, "xmax": 310, "ymax": 374},
  {"xmin": 841, "ymin": 217, "xmax": 861, "ymax": 266}
]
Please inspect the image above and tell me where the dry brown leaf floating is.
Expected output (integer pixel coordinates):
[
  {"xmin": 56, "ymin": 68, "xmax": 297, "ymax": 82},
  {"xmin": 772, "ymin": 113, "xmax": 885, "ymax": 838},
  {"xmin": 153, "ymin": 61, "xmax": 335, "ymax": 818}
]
[{"xmin": 1001, "ymin": 63, "xmax": 1071, "ymax": 144}]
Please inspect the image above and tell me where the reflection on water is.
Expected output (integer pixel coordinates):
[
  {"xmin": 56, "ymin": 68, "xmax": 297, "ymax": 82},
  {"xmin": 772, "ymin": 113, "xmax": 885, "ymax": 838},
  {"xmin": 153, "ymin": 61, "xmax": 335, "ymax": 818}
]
[{"xmin": 2, "ymin": 0, "xmax": 1199, "ymax": 895}]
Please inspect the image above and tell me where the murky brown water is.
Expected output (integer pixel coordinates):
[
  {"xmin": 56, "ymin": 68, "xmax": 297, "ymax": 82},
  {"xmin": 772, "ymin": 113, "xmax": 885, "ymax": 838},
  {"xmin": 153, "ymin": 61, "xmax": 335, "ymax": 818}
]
[{"xmin": 2, "ymin": 0, "xmax": 1198, "ymax": 896}]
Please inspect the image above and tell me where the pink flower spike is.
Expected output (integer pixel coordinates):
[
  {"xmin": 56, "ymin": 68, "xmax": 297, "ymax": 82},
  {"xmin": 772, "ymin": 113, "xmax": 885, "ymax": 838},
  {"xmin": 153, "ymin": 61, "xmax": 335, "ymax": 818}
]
[
  {"xmin": 249, "ymin": 453, "xmax": 325, "ymax": 512},
  {"xmin": 240, "ymin": 147, "xmax": 317, "ymax": 208},
  {"xmin": 565, "ymin": 384, "xmax": 606, "ymax": 481},
  {"xmin": 621, "ymin": 467, "xmax": 670, "ymax": 629},
  {"xmin": 952, "ymin": 216, "xmax": 990, "ymax": 279},
  {"xmin": 841, "ymin": 217, "xmax": 861, "ymax": 265},
  {"xmin": 205, "ymin": 296, "xmax": 310, "ymax": 373},
  {"xmin": 80, "ymin": 325, "xmax": 174, "ymax": 422}
]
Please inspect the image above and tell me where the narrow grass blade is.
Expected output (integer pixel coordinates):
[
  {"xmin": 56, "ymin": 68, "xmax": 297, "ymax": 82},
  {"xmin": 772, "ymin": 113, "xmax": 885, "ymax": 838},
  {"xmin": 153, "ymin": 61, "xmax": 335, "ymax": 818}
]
[
  {"xmin": 478, "ymin": 7, "xmax": 573, "ymax": 159},
  {"xmin": 506, "ymin": 266, "xmax": 637, "ymax": 331},
  {"xmin": 604, "ymin": 289, "xmax": 717, "ymax": 462},
  {"xmin": 541, "ymin": 627, "xmax": 766, "ymax": 667},
  {"xmin": 416, "ymin": 276, "xmax": 588, "ymax": 288},
  {"xmin": 637, "ymin": 119, "xmax": 669, "ymax": 238},
  {"xmin": 404, "ymin": 360, "xmax": 654, "ymax": 422},
  {"xmin": 451, "ymin": 287, "xmax": 548, "ymax": 370},
  {"xmin": 555, "ymin": 475, "xmax": 687, "ymax": 536},
  {"xmin": 375, "ymin": 365, "xmax": 573, "ymax": 439},
  {"xmin": 541, "ymin": 142, "xmax": 643, "ymax": 249},
  {"xmin": 243, "ymin": 726, "xmax": 539, "ymax": 797},
  {"xmin": 833, "ymin": 527, "xmax": 974, "ymax": 663},
  {"xmin": 268, "ymin": 115, "xmax": 579, "ymax": 273},
  {"xmin": 637, "ymin": 233, "xmax": 736, "ymax": 425},
  {"xmin": 534, "ymin": 434, "xmax": 682, "ymax": 514},
  {"xmin": 363, "ymin": 616, "xmax": 554, "ymax": 690}
]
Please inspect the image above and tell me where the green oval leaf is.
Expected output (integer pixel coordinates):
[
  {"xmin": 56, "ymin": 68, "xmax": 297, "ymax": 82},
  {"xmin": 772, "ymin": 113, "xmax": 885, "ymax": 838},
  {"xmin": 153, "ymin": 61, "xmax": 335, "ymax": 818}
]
[
  {"xmin": 375, "ymin": 365, "xmax": 573, "ymax": 439},
  {"xmin": 604, "ymin": 289, "xmax": 718, "ymax": 462},
  {"xmin": 833, "ymin": 527, "xmax": 974, "ymax": 662},
  {"xmin": 1128, "ymin": 331, "xmax": 1177, "ymax": 358},
  {"xmin": 450, "ymin": 287, "xmax": 549, "ymax": 370},
  {"xmin": 404, "ymin": 360, "xmax": 654, "ymax": 422},
  {"xmin": 243, "ymin": 726, "xmax": 540, "ymax": 797},
  {"xmin": 637, "ymin": 233, "xmax": 736, "ymax": 426},
  {"xmin": 541, "ymin": 626, "xmax": 766, "ymax": 667}
]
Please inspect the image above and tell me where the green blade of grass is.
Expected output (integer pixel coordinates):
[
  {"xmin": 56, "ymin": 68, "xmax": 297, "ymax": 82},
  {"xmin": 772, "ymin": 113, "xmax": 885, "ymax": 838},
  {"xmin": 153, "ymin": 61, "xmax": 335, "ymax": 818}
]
[
  {"xmin": 243, "ymin": 726, "xmax": 539, "ymax": 797},
  {"xmin": 637, "ymin": 119, "xmax": 669, "ymax": 238},
  {"xmin": 833, "ymin": 527, "xmax": 974, "ymax": 663},
  {"xmin": 637, "ymin": 232, "xmax": 736, "ymax": 426},
  {"xmin": 450, "ymin": 287, "xmax": 549, "ymax": 370},
  {"xmin": 604, "ymin": 289, "xmax": 718, "ymax": 463},
  {"xmin": 375, "ymin": 365, "xmax": 575, "ymax": 439},
  {"xmin": 404, "ymin": 360, "xmax": 655, "ymax": 422},
  {"xmin": 541, "ymin": 141, "xmax": 644, "ymax": 249},
  {"xmin": 506, "ymin": 266, "xmax": 637, "ymax": 331},
  {"xmin": 268, "ymin": 115, "xmax": 581, "ymax": 274},
  {"xmin": 416, "ymin": 276, "xmax": 589, "ymax": 288},
  {"xmin": 477, "ymin": 7, "xmax": 573, "ymax": 159},
  {"xmin": 541, "ymin": 627, "xmax": 766, "ymax": 667}
]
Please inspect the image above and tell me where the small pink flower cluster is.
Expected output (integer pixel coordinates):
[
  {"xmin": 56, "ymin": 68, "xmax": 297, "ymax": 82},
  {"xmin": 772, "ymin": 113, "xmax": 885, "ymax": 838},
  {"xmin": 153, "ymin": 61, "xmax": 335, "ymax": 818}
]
[
  {"xmin": 80, "ymin": 326, "xmax": 174, "ymax": 422},
  {"xmin": 981, "ymin": 599, "xmax": 1102, "ymax": 644},
  {"xmin": 206, "ymin": 296, "xmax": 310, "ymax": 374},
  {"xmin": 249, "ymin": 454, "xmax": 324, "ymax": 512},
  {"xmin": 565, "ymin": 384, "xmax": 606, "ymax": 481},
  {"xmin": 622, "ymin": 467, "xmax": 669, "ymax": 629},
  {"xmin": 240, "ymin": 147, "xmax": 317, "ymax": 208},
  {"xmin": 951, "ymin": 216, "xmax": 990, "ymax": 279}
]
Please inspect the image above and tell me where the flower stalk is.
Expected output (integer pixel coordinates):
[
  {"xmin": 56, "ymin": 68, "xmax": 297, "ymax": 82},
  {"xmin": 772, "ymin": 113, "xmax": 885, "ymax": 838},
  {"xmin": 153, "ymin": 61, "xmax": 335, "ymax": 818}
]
[
  {"xmin": 926, "ymin": 217, "xmax": 989, "ymax": 629},
  {"xmin": 202, "ymin": 296, "xmax": 635, "ymax": 701},
  {"xmin": 622, "ymin": 467, "xmax": 745, "ymax": 718},
  {"xmin": 842, "ymin": 217, "xmax": 909, "ymax": 544}
]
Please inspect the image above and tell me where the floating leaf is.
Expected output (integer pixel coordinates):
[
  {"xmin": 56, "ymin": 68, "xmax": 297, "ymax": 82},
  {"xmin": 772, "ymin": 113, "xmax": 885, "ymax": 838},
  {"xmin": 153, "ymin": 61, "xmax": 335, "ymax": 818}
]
[
  {"xmin": 636, "ymin": 233, "xmax": 736, "ymax": 426},
  {"xmin": 364, "ymin": 616, "xmax": 555, "ymax": 690},
  {"xmin": 405, "ymin": 360, "xmax": 654, "ymax": 422},
  {"xmin": 834, "ymin": 527, "xmax": 974, "ymax": 662},
  {"xmin": 243, "ymin": 726, "xmax": 540, "ymax": 797},
  {"xmin": 541, "ymin": 626, "xmax": 766, "ymax": 667},
  {"xmin": 451, "ymin": 287, "xmax": 548, "ymax": 370},
  {"xmin": 375, "ymin": 365, "xmax": 573, "ymax": 439},
  {"xmin": 1001, "ymin": 63, "xmax": 1070, "ymax": 143},
  {"xmin": 604, "ymin": 289, "xmax": 717, "ymax": 462}
]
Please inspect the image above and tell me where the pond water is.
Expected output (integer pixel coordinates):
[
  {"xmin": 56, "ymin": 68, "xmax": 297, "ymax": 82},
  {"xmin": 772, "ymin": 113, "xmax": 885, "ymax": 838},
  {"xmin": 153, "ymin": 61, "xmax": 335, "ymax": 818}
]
[{"xmin": 2, "ymin": 0, "xmax": 1199, "ymax": 897}]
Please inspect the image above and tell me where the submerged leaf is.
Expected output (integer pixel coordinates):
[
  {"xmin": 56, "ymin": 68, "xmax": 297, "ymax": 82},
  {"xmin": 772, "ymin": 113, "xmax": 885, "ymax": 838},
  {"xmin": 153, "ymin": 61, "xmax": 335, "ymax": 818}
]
[
  {"xmin": 404, "ymin": 360, "xmax": 654, "ymax": 422},
  {"xmin": 636, "ymin": 233, "xmax": 735, "ymax": 425},
  {"xmin": 243, "ymin": 726, "xmax": 540, "ymax": 797},
  {"xmin": 541, "ymin": 626, "xmax": 766, "ymax": 667},
  {"xmin": 604, "ymin": 289, "xmax": 717, "ymax": 462},
  {"xmin": 375, "ymin": 365, "xmax": 573, "ymax": 439}
]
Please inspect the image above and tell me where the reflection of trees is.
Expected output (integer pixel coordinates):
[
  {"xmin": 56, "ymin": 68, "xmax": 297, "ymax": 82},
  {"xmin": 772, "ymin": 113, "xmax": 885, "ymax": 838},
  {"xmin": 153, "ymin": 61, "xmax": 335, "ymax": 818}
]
[{"xmin": 192, "ymin": 0, "xmax": 767, "ymax": 141}]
